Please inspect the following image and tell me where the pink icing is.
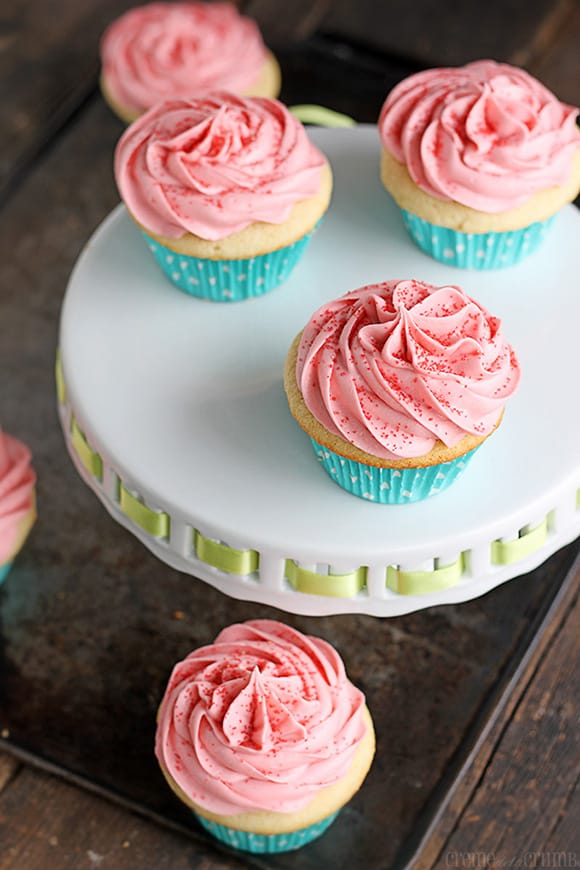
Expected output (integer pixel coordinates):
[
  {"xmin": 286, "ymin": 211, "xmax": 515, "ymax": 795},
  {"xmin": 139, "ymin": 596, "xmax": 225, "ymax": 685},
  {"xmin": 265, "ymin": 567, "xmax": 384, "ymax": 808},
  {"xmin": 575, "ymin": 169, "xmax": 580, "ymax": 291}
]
[
  {"xmin": 101, "ymin": 2, "xmax": 269, "ymax": 116},
  {"xmin": 115, "ymin": 93, "xmax": 326, "ymax": 240},
  {"xmin": 155, "ymin": 619, "xmax": 367, "ymax": 815},
  {"xmin": 0, "ymin": 431, "xmax": 36, "ymax": 564},
  {"xmin": 297, "ymin": 280, "xmax": 520, "ymax": 460},
  {"xmin": 379, "ymin": 60, "xmax": 580, "ymax": 212}
]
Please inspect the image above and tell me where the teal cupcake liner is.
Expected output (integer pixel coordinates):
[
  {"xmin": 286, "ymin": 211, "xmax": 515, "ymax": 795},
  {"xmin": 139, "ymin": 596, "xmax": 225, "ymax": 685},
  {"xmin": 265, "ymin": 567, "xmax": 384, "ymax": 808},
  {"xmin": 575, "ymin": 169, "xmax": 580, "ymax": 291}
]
[
  {"xmin": 0, "ymin": 562, "xmax": 13, "ymax": 584},
  {"xmin": 195, "ymin": 810, "xmax": 339, "ymax": 853},
  {"xmin": 400, "ymin": 210, "xmax": 556, "ymax": 269},
  {"xmin": 310, "ymin": 438, "xmax": 479, "ymax": 503},
  {"xmin": 142, "ymin": 225, "xmax": 320, "ymax": 302}
]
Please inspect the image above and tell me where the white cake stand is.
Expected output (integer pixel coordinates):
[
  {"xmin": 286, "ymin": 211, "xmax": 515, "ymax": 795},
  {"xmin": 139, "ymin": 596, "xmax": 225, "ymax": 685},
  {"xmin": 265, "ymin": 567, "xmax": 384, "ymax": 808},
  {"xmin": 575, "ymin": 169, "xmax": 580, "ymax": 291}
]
[{"xmin": 57, "ymin": 126, "xmax": 580, "ymax": 616}]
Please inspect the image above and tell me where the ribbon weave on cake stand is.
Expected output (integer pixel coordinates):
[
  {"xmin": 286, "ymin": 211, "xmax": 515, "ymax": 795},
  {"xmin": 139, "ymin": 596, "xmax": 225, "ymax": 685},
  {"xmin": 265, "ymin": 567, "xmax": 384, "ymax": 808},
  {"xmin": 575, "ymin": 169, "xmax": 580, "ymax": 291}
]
[{"xmin": 56, "ymin": 354, "xmax": 578, "ymax": 604}]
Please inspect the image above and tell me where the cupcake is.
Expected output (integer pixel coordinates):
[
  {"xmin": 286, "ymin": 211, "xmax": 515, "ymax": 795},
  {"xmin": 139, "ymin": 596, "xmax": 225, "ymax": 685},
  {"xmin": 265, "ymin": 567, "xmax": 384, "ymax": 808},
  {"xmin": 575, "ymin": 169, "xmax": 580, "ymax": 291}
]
[
  {"xmin": 285, "ymin": 279, "xmax": 520, "ymax": 503},
  {"xmin": 379, "ymin": 60, "xmax": 580, "ymax": 269},
  {"xmin": 0, "ymin": 430, "xmax": 36, "ymax": 583},
  {"xmin": 115, "ymin": 93, "xmax": 332, "ymax": 302},
  {"xmin": 155, "ymin": 619, "xmax": 375, "ymax": 853},
  {"xmin": 100, "ymin": 2, "xmax": 281, "ymax": 123}
]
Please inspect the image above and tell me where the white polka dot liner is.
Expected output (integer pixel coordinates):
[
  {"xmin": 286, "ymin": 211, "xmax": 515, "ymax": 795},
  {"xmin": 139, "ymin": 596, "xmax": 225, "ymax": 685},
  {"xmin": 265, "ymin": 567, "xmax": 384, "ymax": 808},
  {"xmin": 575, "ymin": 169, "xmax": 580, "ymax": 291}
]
[
  {"xmin": 58, "ymin": 126, "xmax": 580, "ymax": 617},
  {"xmin": 310, "ymin": 438, "xmax": 480, "ymax": 504},
  {"xmin": 401, "ymin": 210, "xmax": 555, "ymax": 269},
  {"xmin": 143, "ymin": 228, "xmax": 319, "ymax": 301}
]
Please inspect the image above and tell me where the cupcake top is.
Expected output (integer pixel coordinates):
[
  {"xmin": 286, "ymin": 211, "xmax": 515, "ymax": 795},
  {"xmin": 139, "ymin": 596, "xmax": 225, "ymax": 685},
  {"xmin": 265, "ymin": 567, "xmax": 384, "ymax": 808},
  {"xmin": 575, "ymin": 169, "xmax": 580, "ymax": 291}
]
[
  {"xmin": 115, "ymin": 93, "xmax": 327, "ymax": 241},
  {"xmin": 155, "ymin": 619, "xmax": 368, "ymax": 815},
  {"xmin": 0, "ymin": 430, "xmax": 36, "ymax": 564},
  {"xmin": 379, "ymin": 60, "xmax": 580, "ymax": 213},
  {"xmin": 101, "ymin": 2, "xmax": 270, "ymax": 118},
  {"xmin": 295, "ymin": 279, "xmax": 520, "ymax": 460}
]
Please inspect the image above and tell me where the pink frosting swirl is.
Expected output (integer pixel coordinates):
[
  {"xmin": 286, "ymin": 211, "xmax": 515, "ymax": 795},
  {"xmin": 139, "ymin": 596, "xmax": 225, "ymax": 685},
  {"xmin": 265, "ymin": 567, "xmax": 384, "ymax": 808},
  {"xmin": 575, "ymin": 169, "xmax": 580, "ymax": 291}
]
[
  {"xmin": 379, "ymin": 60, "xmax": 580, "ymax": 212},
  {"xmin": 101, "ymin": 2, "xmax": 269, "ymax": 116},
  {"xmin": 0, "ymin": 431, "xmax": 36, "ymax": 564},
  {"xmin": 155, "ymin": 620, "xmax": 367, "ymax": 815},
  {"xmin": 297, "ymin": 280, "xmax": 520, "ymax": 460},
  {"xmin": 115, "ymin": 93, "xmax": 326, "ymax": 240}
]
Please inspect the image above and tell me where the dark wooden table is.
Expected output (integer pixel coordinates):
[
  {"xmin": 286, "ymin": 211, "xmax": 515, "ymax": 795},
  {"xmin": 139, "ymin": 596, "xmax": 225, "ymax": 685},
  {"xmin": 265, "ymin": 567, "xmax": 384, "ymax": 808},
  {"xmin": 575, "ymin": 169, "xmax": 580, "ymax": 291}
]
[{"xmin": 0, "ymin": 2, "xmax": 579, "ymax": 868}]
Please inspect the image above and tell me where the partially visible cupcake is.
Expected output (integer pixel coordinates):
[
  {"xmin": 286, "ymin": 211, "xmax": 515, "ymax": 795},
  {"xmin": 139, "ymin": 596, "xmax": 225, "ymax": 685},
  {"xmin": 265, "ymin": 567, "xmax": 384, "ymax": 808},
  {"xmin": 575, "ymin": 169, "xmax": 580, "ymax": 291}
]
[
  {"xmin": 379, "ymin": 60, "xmax": 580, "ymax": 269},
  {"xmin": 115, "ymin": 93, "xmax": 333, "ymax": 301},
  {"xmin": 155, "ymin": 619, "xmax": 375, "ymax": 853},
  {"xmin": 100, "ymin": 2, "xmax": 281, "ymax": 123},
  {"xmin": 285, "ymin": 279, "xmax": 520, "ymax": 503},
  {"xmin": 0, "ymin": 430, "xmax": 36, "ymax": 583}
]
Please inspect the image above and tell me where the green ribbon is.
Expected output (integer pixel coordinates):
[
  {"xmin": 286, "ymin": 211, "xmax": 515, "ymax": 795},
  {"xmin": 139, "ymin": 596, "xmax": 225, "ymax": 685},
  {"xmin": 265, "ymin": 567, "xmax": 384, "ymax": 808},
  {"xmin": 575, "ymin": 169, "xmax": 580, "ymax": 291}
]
[
  {"xmin": 289, "ymin": 104, "xmax": 356, "ymax": 128},
  {"xmin": 61, "ymin": 327, "xmax": 554, "ymax": 594},
  {"xmin": 194, "ymin": 530, "xmax": 259, "ymax": 574},
  {"xmin": 285, "ymin": 560, "xmax": 366, "ymax": 597},
  {"xmin": 70, "ymin": 417, "xmax": 103, "ymax": 480},
  {"xmin": 119, "ymin": 484, "xmax": 170, "ymax": 538},
  {"xmin": 491, "ymin": 518, "xmax": 548, "ymax": 565},
  {"xmin": 55, "ymin": 350, "xmax": 66, "ymax": 405},
  {"xmin": 386, "ymin": 555, "xmax": 464, "ymax": 595}
]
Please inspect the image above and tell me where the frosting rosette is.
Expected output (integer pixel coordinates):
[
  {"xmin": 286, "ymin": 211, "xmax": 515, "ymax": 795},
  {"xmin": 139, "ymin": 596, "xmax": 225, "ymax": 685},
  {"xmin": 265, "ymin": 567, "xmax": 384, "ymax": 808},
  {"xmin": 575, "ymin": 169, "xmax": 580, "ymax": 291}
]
[
  {"xmin": 101, "ymin": 2, "xmax": 269, "ymax": 117},
  {"xmin": 155, "ymin": 620, "xmax": 367, "ymax": 815},
  {"xmin": 115, "ymin": 93, "xmax": 327, "ymax": 240},
  {"xmin": 0, "ymin": 430, "xmax": 36, "ymax": 565},
  {"xmin": 379, "ymin": 60, "xmax": 580, "ymax": 213},
  {"xmin": 297, "ymin": 279, "xmax": 520, "ymax": 460}
]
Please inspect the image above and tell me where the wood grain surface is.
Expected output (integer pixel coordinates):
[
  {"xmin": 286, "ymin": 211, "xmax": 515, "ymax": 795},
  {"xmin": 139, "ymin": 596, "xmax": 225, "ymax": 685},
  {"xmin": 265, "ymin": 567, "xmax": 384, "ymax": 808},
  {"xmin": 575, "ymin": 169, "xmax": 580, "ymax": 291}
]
[
  {"xmin": 406, "ymin": 559, "xmax": 580, "ymax": 870},
  {"xmin": 320, "ymin": 0, "xmax": 575, "ymax": 69},
  {"xmin": 441, "ymin": 581, "xmax": 579, "ymax": 866},
  {"xmin": 0, "ymin": 759, "xmax": 249, "ymax": 870}
]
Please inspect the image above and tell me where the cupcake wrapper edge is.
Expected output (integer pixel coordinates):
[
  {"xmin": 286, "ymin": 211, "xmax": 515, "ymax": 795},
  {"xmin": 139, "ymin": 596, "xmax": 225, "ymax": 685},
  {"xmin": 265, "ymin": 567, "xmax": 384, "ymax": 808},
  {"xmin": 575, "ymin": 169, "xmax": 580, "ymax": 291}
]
[
  {"xmin": 195, "ymin": 810, "xmax": 339, "ymax": 853},
  {"xmin": 400, "ymin": 210, "xmax": 556, "ymax": 269},
  {"xmin": 311, "ymin": 438, "xmax": 479, "ymax": 503},
  {"xmin": 142, "ymin": 225, "xmax": 319, "ymax": 301},
  {"xmin": 0, "ymin": 562, "xmax": 14, "ymax": 585}
]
